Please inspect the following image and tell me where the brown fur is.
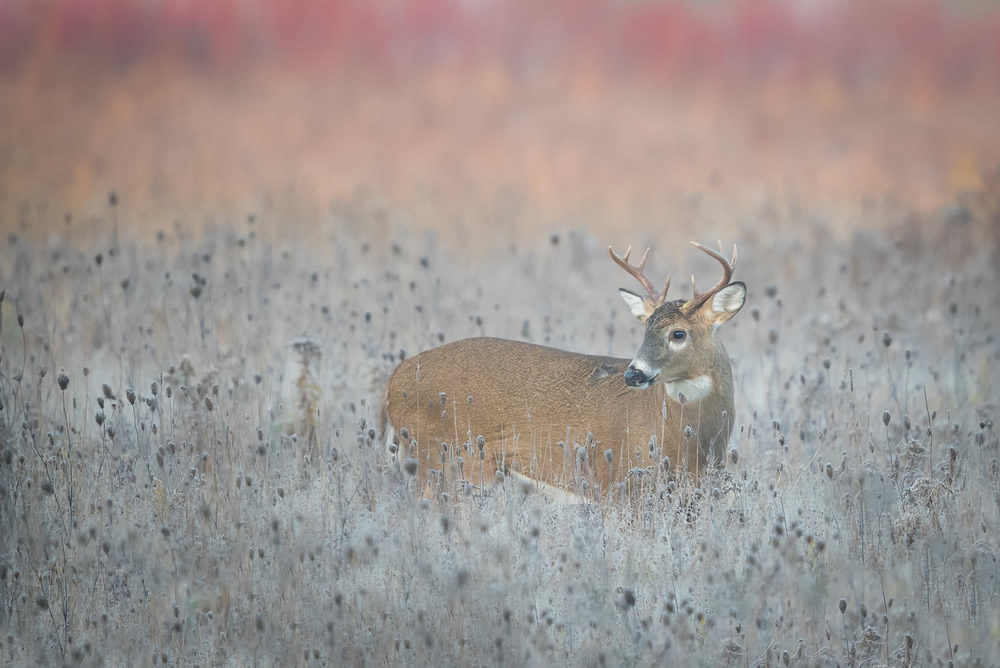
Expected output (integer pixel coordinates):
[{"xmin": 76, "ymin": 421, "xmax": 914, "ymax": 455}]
[
  {"xmin": 382, "ymin": 242, "xmax": 745, "ymax": 499},
  {"xmin": 381, "ymin": 336, "xmax": 735, "ymax": 498}
]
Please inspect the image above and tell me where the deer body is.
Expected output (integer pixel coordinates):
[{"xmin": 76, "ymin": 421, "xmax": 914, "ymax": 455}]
[{"xmin": 382, "ymin": 242, "xmax": 746, "ymax": 498}]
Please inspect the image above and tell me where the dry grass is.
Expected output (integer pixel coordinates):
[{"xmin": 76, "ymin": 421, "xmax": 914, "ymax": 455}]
[{"xmin": 0, "ymin": 166, "xmax": 997, "ymax": 666}]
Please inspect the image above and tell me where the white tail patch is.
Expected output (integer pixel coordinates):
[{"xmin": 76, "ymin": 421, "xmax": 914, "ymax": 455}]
[{"xmin": 664, "ymin": 375, "xmax": 713, "ymax": 403}]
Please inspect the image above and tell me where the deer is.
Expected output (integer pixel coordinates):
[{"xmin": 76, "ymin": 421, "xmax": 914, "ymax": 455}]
[{"xmin": 380, "ymin": 241, "xmax": 746, "ymax": 501}]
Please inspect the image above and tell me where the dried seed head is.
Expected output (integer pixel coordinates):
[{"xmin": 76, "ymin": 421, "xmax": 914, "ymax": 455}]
[
  {"xmin": 151, "ymin": 381, "xmax": 159, "ymax": 396},
  {"xmin": 605, "ymin": 449, "xmax": 613, "ymax": 463},
  {"xmin": 882, "ymin": 411, "xmax": 891, "ymax": 426},
  {"xmin": 102, "ymin": 384, "xmax": 114, "ymax": 399},
  {"xmin": 403, "ymin": 458, "xmax": 418, "ymax": 476},
  {"xmin": 477, "ymin": 435, "xmax": 485, "ymax": 450},
  {"xmin": 126, "ymin": 388, "xmax": 136, "ymax": 405},
  {"xmin": 839, "ymin": 598, "xmax": 847, "ymax": 614},
  {"xmin": 825, "ymin": 463, "xmax": 834, "ymax": 479},
  {"xmin": 205, "ymin": 397, "xmax": 213, "ymax": 411},
  {"xmin": 57, "ymin": 373, "xmax": 69, "ymax": 391},
  {"xmin": 882, "ymin": 332, "xmax": 892, "ymax": 348},
  {"xmin": 440, "ymin": 392, "xmax": 446, "ymax": 405},
  {"xmin": 729, "ymin": 447, "xmax": 739, "ymax": 465},
  {"xmin": 95, "ymin": 412, "xmax": 105, "ymax": 426}
]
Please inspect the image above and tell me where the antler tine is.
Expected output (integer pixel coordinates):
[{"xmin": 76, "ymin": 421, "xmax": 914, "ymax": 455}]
[
  {"xmin": 688, "ymin": 240, "xmax": 737, "ymax": 306},
  {"xmin": 609, "ymin": 245, "xmax": 666, "ymax": 303}
]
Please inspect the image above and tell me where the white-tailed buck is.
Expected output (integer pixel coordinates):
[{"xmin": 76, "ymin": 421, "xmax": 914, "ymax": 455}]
[{"xmin": 381, "ymin": 241, "xmax": 746, "ymax": 499}]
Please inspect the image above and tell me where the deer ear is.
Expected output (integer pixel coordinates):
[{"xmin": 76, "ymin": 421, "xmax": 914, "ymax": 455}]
[
  {"xmin": 708, "ymin": 282, "xmax": 746, "ymax": 326},
  {"xmin": 619, "ymin": 288, "xmax": 656, "ymax": 322}
]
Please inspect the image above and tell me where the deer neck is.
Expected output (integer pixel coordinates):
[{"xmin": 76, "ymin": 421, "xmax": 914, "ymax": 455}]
[
  {"xmin": 660, "ymin": 343, "xmax": 731, "ymax": 404},
  {"xmin": 661, "ymin": 375, "xmax": 714, "ymax": 403}
]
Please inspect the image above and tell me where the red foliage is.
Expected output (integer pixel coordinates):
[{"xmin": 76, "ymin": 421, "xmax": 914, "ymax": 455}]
[{"xmin": 0, "ymin": 0, "xmax": 997, "ymax": 85}]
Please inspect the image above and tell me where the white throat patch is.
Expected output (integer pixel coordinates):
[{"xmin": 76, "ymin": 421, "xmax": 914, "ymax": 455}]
[{"xmin": 663, "ymin": 375, "xmax": 713, "ymax": 403}]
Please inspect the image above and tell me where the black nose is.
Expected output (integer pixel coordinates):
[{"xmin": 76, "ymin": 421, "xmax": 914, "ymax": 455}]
[{"xmin": 624, "ymin": 365, "xmax": 647, "ymax": 387}]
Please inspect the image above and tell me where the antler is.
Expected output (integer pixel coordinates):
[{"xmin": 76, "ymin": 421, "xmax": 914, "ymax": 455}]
[
  {"xmin": 608, "ymin": 245, "xmax": 671, "ymax": 306},
  {"xmin": 688, "ymin": 240, "xmax": 737, "ymax": 308}
]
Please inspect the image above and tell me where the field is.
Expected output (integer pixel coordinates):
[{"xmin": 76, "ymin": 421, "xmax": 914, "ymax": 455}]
[{"xmin": 2, "ymin": 2, "xmax": 1000, "ymax": 666}]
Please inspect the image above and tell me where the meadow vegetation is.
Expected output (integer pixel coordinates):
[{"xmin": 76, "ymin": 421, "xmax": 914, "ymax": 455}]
[{"xmin": 0, "ymin": 176, "xmax": 998, "ymax": 666}]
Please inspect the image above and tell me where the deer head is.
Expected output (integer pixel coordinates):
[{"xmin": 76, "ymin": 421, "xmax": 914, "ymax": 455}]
[{"xmin": 609, "ymin": 241, "xmax": 746, "ymax": 391}]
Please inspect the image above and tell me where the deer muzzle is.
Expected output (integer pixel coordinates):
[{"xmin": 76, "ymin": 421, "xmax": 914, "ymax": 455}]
[{"xmin": 624, "ymin": 364, "xmax": 653, "ymax": 388}]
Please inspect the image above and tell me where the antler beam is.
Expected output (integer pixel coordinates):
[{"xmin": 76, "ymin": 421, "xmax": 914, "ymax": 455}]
[
  {"xmin": 688, "ymin": 240, "xmax": 737, "ymax": 308},
  {"xmin": 608, "ymin": 245, "xmax": 671, "ymax": 306}
]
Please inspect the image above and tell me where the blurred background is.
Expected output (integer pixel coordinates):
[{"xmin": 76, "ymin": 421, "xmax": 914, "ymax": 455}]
[{"xmin": 1, "ymin": 0, "xmax": 999, "ymax": 247}]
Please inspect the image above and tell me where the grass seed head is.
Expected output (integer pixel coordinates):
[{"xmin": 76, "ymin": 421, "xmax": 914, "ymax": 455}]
[{"xmin": 403, "ymin": 458, "xmax": 418, "ymax": 476}]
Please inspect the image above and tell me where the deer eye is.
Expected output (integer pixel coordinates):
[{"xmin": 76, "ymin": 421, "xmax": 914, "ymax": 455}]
[{"xmin": 671, "ymin": 330, "xmax": 687, "ymax": 341}]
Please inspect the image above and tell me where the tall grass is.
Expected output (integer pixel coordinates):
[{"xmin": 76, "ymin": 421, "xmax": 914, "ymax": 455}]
[{"xmin": 0, "ymin": 183, "xmax": 997, "ymax": 666}]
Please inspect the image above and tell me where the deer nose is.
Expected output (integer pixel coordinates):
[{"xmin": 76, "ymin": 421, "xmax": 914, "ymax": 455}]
[{"xmin": 624, "ymin": 365, "xmax": 648, "ymax": 387}]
